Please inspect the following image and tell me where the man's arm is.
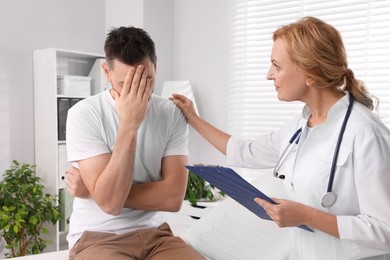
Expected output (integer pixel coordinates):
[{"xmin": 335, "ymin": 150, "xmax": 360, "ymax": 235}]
[
  {"xmin": 77, "ymin": 134, "xmax": 135, "ymax": 216},
  {"xmin": 66, "ymin": 154, "xmax": 189, "ymax": 212},
  {"xmin": 123, "ymin": 155, "xmax": 189, "ymax": 212}
]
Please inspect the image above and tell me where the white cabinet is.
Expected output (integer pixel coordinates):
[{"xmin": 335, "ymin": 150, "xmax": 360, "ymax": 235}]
[{"xmin": 33, "ymin": 49, "xmax": 106, "ymax": 252}]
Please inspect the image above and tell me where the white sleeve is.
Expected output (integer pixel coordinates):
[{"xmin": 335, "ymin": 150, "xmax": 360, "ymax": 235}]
[
  {"xmin": 66, "ymin": 104, "xmax": 110, "ymax": 162},
  {"xmin": 337, "ymin": 126, "xmax": 390, "ymax": 259},
  {"xmin": 226, "ymin": 114, "xmax": 303, "ymax": 169},
  {"xmin": 226, "ymin": 131, "xmax": 281, "ymax": 169}
]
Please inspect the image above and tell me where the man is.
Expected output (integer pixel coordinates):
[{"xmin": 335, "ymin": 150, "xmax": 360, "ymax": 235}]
[{"xmin": 65, "ymin": 26, "xmax": 204, "ymax": 259}]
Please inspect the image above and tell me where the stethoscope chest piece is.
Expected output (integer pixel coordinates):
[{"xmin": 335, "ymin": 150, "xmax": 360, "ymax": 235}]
[{"xmin": 321, "ymin": 192, "xmax": 337, "ymax": 208}]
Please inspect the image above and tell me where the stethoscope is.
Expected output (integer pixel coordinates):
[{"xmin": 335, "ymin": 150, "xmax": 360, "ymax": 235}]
[{"xmin": 273, "ymin": 93, "xmax": 354, "ymax": 208}]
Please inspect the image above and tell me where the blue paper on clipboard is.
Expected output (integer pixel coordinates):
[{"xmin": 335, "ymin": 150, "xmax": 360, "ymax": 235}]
[{"xmin": 186, "ymin": 165, "xmax": 313, "ymax": 232}]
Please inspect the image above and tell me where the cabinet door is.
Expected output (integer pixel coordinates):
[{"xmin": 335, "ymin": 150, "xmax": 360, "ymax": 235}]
[{"xmin": 57, "ymin": 144, "xmax": 70, "ymax": 189}]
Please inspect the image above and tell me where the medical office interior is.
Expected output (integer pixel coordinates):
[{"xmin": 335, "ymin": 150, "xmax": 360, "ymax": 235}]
[{"xmin": 1, "ymin": 0, "xmax": 390, "ymax": 259}]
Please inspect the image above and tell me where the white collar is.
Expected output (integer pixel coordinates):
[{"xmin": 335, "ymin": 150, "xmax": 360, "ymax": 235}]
[{"xmin": 301, "ymin": 91, "xmax": 350, "ymax": 123}]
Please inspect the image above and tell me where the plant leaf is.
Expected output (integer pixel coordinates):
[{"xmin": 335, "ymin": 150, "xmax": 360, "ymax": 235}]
[{"xmin": 4, "ymin": 224, "xmax": 10, "ymax": 232}]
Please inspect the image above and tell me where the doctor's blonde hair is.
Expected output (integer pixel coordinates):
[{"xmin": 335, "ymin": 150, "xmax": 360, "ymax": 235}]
[{"xmin": 273, "ymin": 16, "xmax": 376, "ymax": 110}]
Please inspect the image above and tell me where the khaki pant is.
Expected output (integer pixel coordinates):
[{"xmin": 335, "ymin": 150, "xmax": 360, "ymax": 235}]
[{"xmin": 69, "ymin": 223, "xmax": 205, "ymax": 260}]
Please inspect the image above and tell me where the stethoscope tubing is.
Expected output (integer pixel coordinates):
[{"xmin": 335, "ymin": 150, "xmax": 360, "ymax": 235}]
[
  {"xmin": 274, "ymin": 93, "xmax": 354, "ymax": 208},
  {"xmin": 327, "ymin": 94, "xmax": 354, "ymax": 193},
  {"xmin": 273, "ymin": 128, "xmax": 302, "ymax": 177}
]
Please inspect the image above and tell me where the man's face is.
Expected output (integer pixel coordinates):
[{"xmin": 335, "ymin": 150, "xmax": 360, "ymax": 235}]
[{"xmin": 103, "ymin": 58, "xmax": 156, "ymax": 96}]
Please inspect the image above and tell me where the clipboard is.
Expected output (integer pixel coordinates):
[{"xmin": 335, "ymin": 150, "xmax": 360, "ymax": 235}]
[{"xmin": 185, "ymin": 165, "xmax": 313, "ymax": 232}]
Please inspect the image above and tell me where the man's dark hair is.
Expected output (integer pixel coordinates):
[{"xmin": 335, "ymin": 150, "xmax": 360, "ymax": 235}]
[{"xmin": 104, "ymin": 26, "xmax": 157, "ymax": 69}]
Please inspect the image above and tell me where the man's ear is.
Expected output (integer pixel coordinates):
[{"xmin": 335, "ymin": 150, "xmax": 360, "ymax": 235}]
[{"xmin": 102, "ymin": 61, "xmax": 111, "ymax": 82}]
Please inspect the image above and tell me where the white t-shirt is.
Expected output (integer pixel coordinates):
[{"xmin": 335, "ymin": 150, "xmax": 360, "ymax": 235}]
[
  {"xmin": 226, "ymin": 93, "xmax": 390, "ymax": 260},
  {"xmin": 66, "ymin": 90, "xmax": 189, "ymax": 249}
]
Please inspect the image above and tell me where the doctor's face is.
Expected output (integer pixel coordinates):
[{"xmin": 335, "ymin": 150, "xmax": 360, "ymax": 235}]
[
  {"xmin": 267, "ymin": 38, "xmax": 308, "ymax": 102},
  {"xmin": 104, "ymin": 58, "xmax": 156, "ymax": 97}
]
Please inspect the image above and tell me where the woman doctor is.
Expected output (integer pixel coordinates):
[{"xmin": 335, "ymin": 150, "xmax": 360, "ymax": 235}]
[{"xmin": 170, "ymin": 17, "xmax": 390, "ymax": 260}]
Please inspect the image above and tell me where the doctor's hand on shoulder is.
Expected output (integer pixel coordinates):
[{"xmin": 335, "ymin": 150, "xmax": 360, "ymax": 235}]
[
  {"xmin": 169, "ymin": 93, "xmax": 199, "ymax": 124},
  {"xmin": 170, "ymin": 93, "xmax": 232, "ymax": 155}
]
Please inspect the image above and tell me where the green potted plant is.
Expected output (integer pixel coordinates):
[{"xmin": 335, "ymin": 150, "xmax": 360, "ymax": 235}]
[
  {"xmin": 185, "ymin": 171, "xmax": 225, "ymax": 206},
  {"xmin": 0, "ymin": 160, "xmax": 62, "ymax": 258}
]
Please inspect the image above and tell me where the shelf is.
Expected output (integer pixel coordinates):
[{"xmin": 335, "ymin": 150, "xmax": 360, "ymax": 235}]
[
  {"xmin": 57, "ymin": 94, "xmax": 89, "ymax": 99},
  {"xmin": 33, "ymin": 48, "xmax": 105, "ymax": 253}
]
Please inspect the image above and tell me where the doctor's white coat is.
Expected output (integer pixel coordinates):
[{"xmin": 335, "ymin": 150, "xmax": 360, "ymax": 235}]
[{"xmin": 227, "ymin": 93, "xmax": 390, "ymax": 260}]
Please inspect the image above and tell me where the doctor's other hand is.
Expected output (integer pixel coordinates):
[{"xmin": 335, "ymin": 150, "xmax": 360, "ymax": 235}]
[
  {"xmin": 170, "ymin": 93, "xmax": 198, "ymax": 124},
  {"xmin": 254, "ymin": 197, "xmax": 310, "ymax": 228},
  {"xmin": 65, "ymin": 166, "xmax": 91, "ymax": 199}
]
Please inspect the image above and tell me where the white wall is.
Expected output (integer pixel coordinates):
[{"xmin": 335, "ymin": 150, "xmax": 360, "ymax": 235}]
[
  {"xmin": 0, "ymin": 0, "xmax": 105, "ymax": 177},
  {"xmin": 173, "ymin": 0, "xmax": 230, "ymax": 165},
  {"xmin": 105, "ymin": 0, "xmax": 144, "ymax": 32},
  {"xmin": 144, "ymin": 0, "xmax": 175, "ymax": 95},
  {"xmin": 0, "ymin": 63, "xmax": 10, "ymax": 178}
]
